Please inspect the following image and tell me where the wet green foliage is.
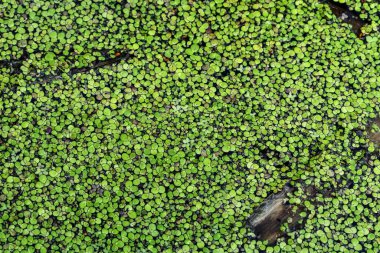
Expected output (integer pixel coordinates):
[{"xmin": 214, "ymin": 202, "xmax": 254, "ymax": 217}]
[{"xmin": 1, "ymin": 0, "xmax": 380, "ymax": 252}]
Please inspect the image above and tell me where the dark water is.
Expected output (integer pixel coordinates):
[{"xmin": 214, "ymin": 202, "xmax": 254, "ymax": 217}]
[{"xmin": 322, "ymin": 0, "xmax": 368, "ymax": 37}]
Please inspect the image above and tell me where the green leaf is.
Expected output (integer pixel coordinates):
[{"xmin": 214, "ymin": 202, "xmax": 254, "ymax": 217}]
[
  {"xmin": 374, "ymin": 166, "xmax": 380, "ymax": 175},
  {"xmin": 45, "ymin": 52, "xmax": 56, "ymax": 62},
  {"xmin": 187, "ymin": 185, "xmax": 194, "ymax": 192},
  {"xmin": 128, "ymin": 211, "xmax": 137, "ymax": 219},
  {"xmin": 39, "ymin": 175, "xmax": 47, "ymax": 183},
  {"xmin": 222, "ymin": 145, "xmax": 230, "ymax": 152}
]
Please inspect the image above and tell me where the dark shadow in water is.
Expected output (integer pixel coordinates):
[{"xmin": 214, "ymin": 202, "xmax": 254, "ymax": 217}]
[
  {"xmin": 0, "ymin": 49, "xmax": 28, "ymax": 74},
  {"xmin": 247, "ymin": 180, "xmax": 329, "ymax": 245},
  {"xmin": 321, "ymin": 0, "xmax": 368, "ymax": 37},
  {"xmin": 69, "ymin": 51, "xmax": 133, "ymax": 75},
  {"xmin": 0, "ymin": 50, "xmax": 134, "ymax": 78}
]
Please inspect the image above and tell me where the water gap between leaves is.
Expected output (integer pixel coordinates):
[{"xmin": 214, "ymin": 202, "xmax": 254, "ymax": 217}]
[
  {"xmin": 247, "ymin": 182, "xmax": 311, "ymax": 245},
  {"xmin": 321, "ymin": 0, "xmax": 368, "ymax": 37},
  {"xmin": 246, "ymin": 179, "xmax": 348, "ymax": 245},
  {"xmin": 0, "ymin": 50, "xmax": 133, "ymax": 79},
  {"xmin": 247, "ymin": 115, "xmax": 380, "ymax": 245}
]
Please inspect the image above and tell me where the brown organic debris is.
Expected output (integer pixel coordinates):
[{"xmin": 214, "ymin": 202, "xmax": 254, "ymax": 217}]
[
  {"xmin": 367, "ymin": 117, "xmax": 380, "ymax": 144},
  {"xmin": 247, "ymin": 184, "xmax": 298, "ymax": 244}
]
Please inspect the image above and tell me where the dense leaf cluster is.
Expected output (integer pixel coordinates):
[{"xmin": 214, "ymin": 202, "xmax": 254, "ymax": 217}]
[{"xmin": 1, "ymin": 0, "xmax": 380, "ymax": 252}]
